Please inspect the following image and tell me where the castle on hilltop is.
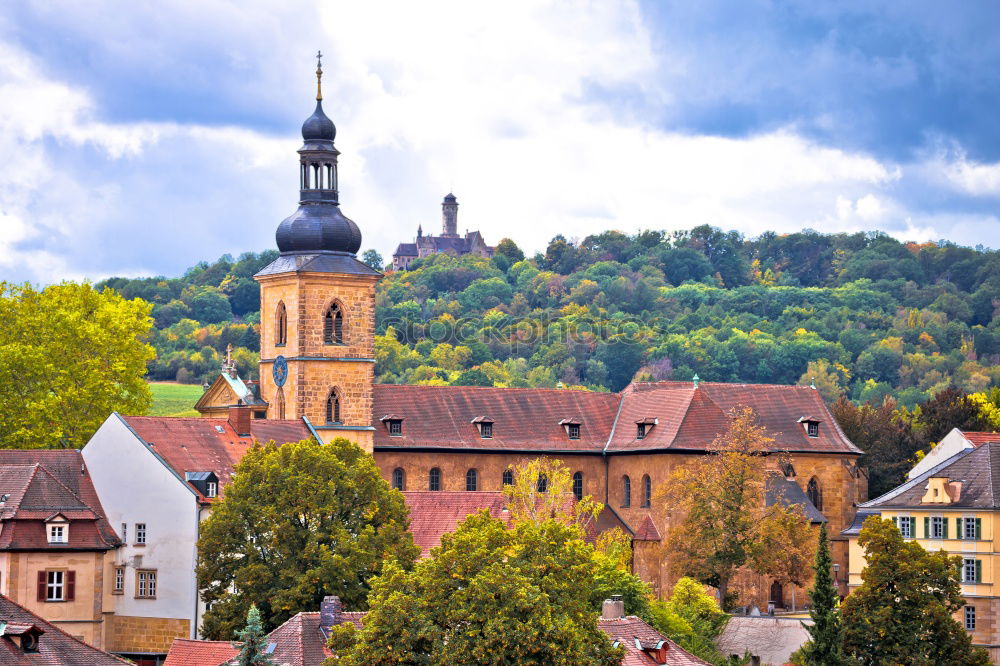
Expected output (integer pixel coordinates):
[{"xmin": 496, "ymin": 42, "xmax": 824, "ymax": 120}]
[{"xmin": 390, "ymin": 193, "xmax": 494, "ymax": 270}]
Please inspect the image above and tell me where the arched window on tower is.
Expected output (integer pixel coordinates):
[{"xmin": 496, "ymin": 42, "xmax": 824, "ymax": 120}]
[
  {"xmin": 326, "ymin": 388, "xmax": 341, "ymax": 424},
  {"xmin": 324, "ymin": 303, "xmax": 344, "ymax": 344},
  {"xmin": 429, "ymin": 467, "xmax": 441, "ymax": 491},
  {"xmin": 392, "ymin": 468, "xmax": 405, "ymax": 491},
  {"xmin": 466, "ymin": 469, "xmax": 478, "ymax": 492},
  {"xmin": 572, "ymin": 472, "xmax": 583, "ymax": 501},
  {"xmin": 502, "ymin": 469, "xmax": 513, "ymax": 486},
  {"xmin": 276, "ymin": 301, "xmax": 287, "ymax": 346},
  {"xmin": 275, "ymin": 387, "xmax": 285, "ymax": 420},
  {"xmin": 642, "ymin": 475, "xmax": 652, "ymax": 508},
  {"xmin": 807, "ymin": 478, "xmax": 822, "ymax": 511},
  {"xmin": 622, "ymin": 475, "xmax": 631, "ymax": 508}
]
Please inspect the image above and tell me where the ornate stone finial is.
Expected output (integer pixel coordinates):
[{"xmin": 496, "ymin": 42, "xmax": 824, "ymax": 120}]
[
  {"xmin": 316, "ymin": 50, "xmax": 323, "ymax": 101},
  {"xmin": 692, "ymin": 373, "xmax": 700, "ymax": 388},
  {"xmin": 810, "ymin": 377, "xmax": 817, "ymax": 389},
  {"xmin": 223, "ymin": 343, "xmax": 237, "ymax": 378}
]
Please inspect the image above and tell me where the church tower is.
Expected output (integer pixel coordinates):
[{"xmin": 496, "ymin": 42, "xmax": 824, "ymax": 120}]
[{"xmin": 255, "ymin": 53, "xmax": 379, "ymax": 451}]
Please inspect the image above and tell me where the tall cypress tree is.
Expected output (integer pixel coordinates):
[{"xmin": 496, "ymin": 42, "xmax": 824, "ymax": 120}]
[
  {"xmin": 801, "ymin": 523, "xmax": 845, "ymax": 665},
  {"xmin": 234, "ymin": 604, "xmax": 275, "ymax": 666}
]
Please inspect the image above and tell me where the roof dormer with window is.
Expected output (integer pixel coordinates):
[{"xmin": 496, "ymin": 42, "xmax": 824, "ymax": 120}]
[
  {"xmin": 380, "ymin": 415, "xmax": 404, "ymax": 437},
  {"xmin": 635, "ymin": 418, "xmax": 657, "ymax": 441},
  {"xmin": 185, "ymin": 471, "xmax": 220, "ymax": 500},
  {"xmin": 559, "ymin": 418, "xmax": 581, "ymax": 440},
  {"xmin": 45, "ymin": 514, "xmax": 69, "ymax": 545},
  {"xmin": 798, "ymin": 416, "xmax": 822, "ymax": 438},
  {"xmin": 471, "ymin": 416, "xmax": 494, "ymax": 439}
]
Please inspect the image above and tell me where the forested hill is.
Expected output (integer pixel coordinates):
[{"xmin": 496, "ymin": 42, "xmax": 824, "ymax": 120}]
[{"xmin": 99, "ymin": 225, "xmax": 1000, "ymax": 409}]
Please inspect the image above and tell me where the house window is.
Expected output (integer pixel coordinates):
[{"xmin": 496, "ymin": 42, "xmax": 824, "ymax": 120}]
[
  {"xmin": 622, "ymin": 475, "xmax": 631, "ymax": 508},
  {"xmin": 466, "ymin": 469, "xmax": 478, "ymax": 492},
  {"xmin": 135, "ymin": 523, "xmax": 146, "ymax": 545},
  {"xmin": 121, "ymin": 523, "xmax": 127, "ymax": 544},
  {"xmin": 572, "ymin": 472, "xmax": 584, "ymax": 500},
  {"xmin": 537, "ymin": 474, "xmax": 548, "ymax": 493},
  {"xmin": 965, "ymin": 606, "xmax": 976, "ymax": 631},
  {"xmin": 114, "ymin": 567, "xmax": 125, "ymax": 594},
  {"xmin": 642, "ymin": 475, "xmax": 652, "ymax": 508},
  {"xmin": 897, "ymin": 516, "xmax": 913, "ymax": 539},
  {"xmin": 807, "ymin": 478, "xmax": 822, "ymax": 511},
  {"xmin": 480, "ymin": 422, "xmax": 493, "ymax": 439},
  {"xmin": 807, "ymin": 422, "xmax": 819, "ymax": 438},
  {"xmin": 636, "ymin": 424, "xmax": 647, "ymax": 440},
  {"xmin": 502, "ymin": 469, "xmax": 513, "ymax": 486},
  {"xmin": 429, "ymin": 468, "xmax": 441, "ymax": 491},
  {"xmin": 930, "ymin": 516, "xmax": 946, "ymax": 539},
  {"xmin": 961, "ymin": 517, "xmax": 981, "ymax": 540},
  {"xmin": 276, "ymin": 301, "xmax": 287, "ymax": 346},
  {"xmin": 48, "ymin": 524, "xmax": 67, "ymax": 544},
  {"xmin": 568, "ymin": 423, "xmax": 580, "ymax": 440},
  {"xmin": 323, "ymin": 303, "xmax": 344, "ymax": 344},
  {"xmin": 962, "ymin": 558, "xmax": 981, "ymax": 584},
  {"xmin": 206, "ymin": 482, "xmax": 218, "ymax": 498},
  {"xmin": 388, "ymin": 420, "xmax": 402, "ymax": 436},
  {"xmin": 136, "ymin": 570, "xmax": 157, "ymax": 599},
  {"xmin": 326, "ymin": 389, "xmax": 341, "ymax": 424},
  {"xmin": 46, "ymin": 571, "xmax": 64, "ymax": 601},
  {"xmin": 392, "ymin": 468, "xmax": 405, "ymax": 491}
]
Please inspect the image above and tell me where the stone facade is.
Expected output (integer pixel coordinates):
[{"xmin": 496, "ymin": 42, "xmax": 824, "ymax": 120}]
[{"xmin": 108, "ymin": 615, "xmax": 191, "ymax": 654}]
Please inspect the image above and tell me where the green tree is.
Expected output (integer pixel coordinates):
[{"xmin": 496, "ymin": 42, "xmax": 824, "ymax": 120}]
[
  {"xmin": 361, "ymin": 249, "xmax": 384, "ymax": 271},
  {"xmin": 841, "ymin": 517, "xmax": 989, "ymax": 665},
  {"xmin": 799, "ymin": 523, "xmax": 845, "ymax": 665},
  {"xmin": 327, "ymin": 512, "xmax": 625, "ymax": 665},
  {"xmin": 648, "ymin": 577, "xmax": 730, "ymax": 664},
  {"xmin": 197, "ymin": 437, "xmax": 418, "ymax": 638},
  {"xmin": 233, "ymin": 604, "xmax": 276, "ymax": 666},
  {"xmin": 0, "ymin": 282, "xmax": 154, "ymax": 449}
]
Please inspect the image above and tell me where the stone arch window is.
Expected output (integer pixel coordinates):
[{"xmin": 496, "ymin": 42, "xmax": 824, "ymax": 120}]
[
  {"xmin": 642, "ymin": 475, "xmax": 652, "ymax": 508},
  {"xmin": 392, "ymin": 468, "xmax": 405, "ymax": 491},
  {"xmin": 622, "ymin": 475, "xmax": 631, "ymax": 508},
  {"xmin": 807, "ymin": 477, "xmax": 822, "ymax": 511},
  {"xmin": 502, "ymin": 469, "xmax": 513, "ymax": 486},
  {"xmin": 275, "ymin": 387, "xmax": 285, "ymax": 420},
  {"xmin": 466, "ymin": 469, "xmax": 478, "ymax": 492},
  {"xmin": 326, "ymin": 388, "xmax": 341, "ymax": 424},
  {"xmin": 429, "ymin": 467, "xmax": 441, "ymax": 491},
  {"xmin": 572, "ymin": 472, "xmax": 584, "ymax": 501},
  {"xmin": 324, "ymin": 302, "xmax": 344, "ymax": 345},
  {"xmin": 537, "ymin": 473, "xmax": 548, "ymax": 493},
  {"xmin": 275, "ymin": 301, "xmax": 287, "ymax": 346}
]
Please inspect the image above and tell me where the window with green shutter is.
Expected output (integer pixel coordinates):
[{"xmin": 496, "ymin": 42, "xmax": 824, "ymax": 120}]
[
  {"xmin": 975, "ymin": 517, "xmax": 982, "ymax": 540},
  {"xmin": 924, "ymin": 517, "xmax": 930, "ymax": 539},
  {"xmin": 976, "ymin": 559, "xmax": 982, "ymax": 583}
]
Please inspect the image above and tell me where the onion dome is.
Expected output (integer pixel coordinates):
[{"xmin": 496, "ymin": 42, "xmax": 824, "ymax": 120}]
[
  {"xmin": 301, "ymin": 100, "xmax": 336, "ymax": 142},
  {"xmin": 276, "ymin": 205, "xmax": 361, "ymax": 254}
]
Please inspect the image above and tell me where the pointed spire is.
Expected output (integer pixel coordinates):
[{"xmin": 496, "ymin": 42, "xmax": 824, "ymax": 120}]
[{"xmin": 315, "ymin": 50, "xmax": 324, "ymax": 101}]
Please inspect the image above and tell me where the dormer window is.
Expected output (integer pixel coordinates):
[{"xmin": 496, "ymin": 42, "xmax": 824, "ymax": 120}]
[
  {"xmin": 472, "ymin": 416, "xmax": 494, "ymax": 439},
  {"xmin": 559, "ymin": 418, "xmax": 581, "ymax": 440},
  {"xmin": 799, "ymin": 416, "xmax": 822, "ymax": 438},
  {"xmin": 381, "ymin": 415, "xmax": 404, "ymax": 436},
  {"xmin": 46, "ymin": 515, "xmax": 69, "ymax": 544},
  {"xmin": 207, "ymin": 481, "xmax": 218, "ymax": 498},
  {"xmin": 185, "ymin": 471, "xmax": 219, "ymax": 499},
  {"xmin": 635, "ymin": 418, "xmax": 657, "ymax": 440}
]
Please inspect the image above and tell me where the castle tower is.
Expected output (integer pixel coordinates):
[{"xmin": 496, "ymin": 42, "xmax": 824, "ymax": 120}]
[
  {"xmin": 254, "ymin": 53, "xmax": 380, "ymax": 451},
  {"xmin": 441, "ymin": 192, "xmax": 458, "ymax": 237}
]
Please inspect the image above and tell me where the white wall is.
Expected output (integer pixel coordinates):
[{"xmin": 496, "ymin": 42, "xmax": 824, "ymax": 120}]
[
  {"xmin": 82, "ymin": 414, "xmax": 200, "ymax": 636},
  {"xmin": 907, "ymin": 428, "xmax": 972, "ymax": 481}
]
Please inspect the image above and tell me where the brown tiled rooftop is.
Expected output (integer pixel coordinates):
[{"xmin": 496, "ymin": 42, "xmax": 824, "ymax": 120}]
[
  {"xmin": 402, "ymin": 491, "xmax": 510, "ymax": 557},
  {"xmin": 0, "ymin": 594, "xmax": 129, "ymax": 664},
  {"xmin": 962, "ymin": 430, "xmax": 1000, "ymax": 446},
  {"xmin": 163, "ymin": 638, "xmax": 237, "ymax": 666}
]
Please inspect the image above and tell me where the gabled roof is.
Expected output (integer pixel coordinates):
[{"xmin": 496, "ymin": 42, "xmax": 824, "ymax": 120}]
[
  {"xmin": 194, "ymin": 373, "xmax": 267, "ymax": 413},
  {"xmin": 0, "ymin": 595, "xmax": 129, "ymax": 664},
  {"xmin": 118, "ymin": 415, "xmax": 313, "ymax": 499},
  {"xmin": 860, "ymin": 442, "xmax": 1000, "ymax": 510},
  {"xmin": 393, "ymin": 243, "xmax": 417, "ymax": 257},
  {"xmin": 372, "ymin": 381, "xmax": 860, "ymax": 455},
  {"xmin": 163, "ymin": 639, "xmax": 237, "ymax": 666},
  {"xmin": 402, "ymin": 491, "xmax": 510, "ymax": 557},
  {"xmin": 259, "ymin": 612, "xmax": 332, "ymax": 666},
  {"xmin": 765, "ymin": 475, "xmax": 827, "ymax": 523},
  {"xmin": 962, "ymin": 430, "xmax": 1000, "ymax": 446},
  {"xmin": 598, "ymin": 616, "xmax": 710, "ymax": 665},
  {"xmin": 0, "ymin": 450, "xmax": 119, "ymax": 551},
  {"xmin": 633, "ymin": 515, "xmax": 662, "ymax": 541}
]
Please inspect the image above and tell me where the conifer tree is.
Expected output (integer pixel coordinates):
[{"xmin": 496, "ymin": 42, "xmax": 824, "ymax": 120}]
[
  {"xmin": 234, "ymin": 604, "xmax": 275, "ymax": 666},
  {"xmin": 800, "ymin": 523, "xmax": 845, "ymax": 665}
]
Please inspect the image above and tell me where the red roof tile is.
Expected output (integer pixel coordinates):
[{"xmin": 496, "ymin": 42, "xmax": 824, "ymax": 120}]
[
  {"xmin": 402, "ymin": 491, "xmax": 510, "ymax": 557},
  {"xmin": 260, "ymin": 612, "xmax": 331, "ymax": 666},
  {"xmin": 120, "ymin": 416, "xmax": 313, "ymax": 498},
  {"xmin": 599, "ymin": 616, "xmax": 711, "ymax": 665},
  {"xmin": 0, "ymin": 594, "xmax": 129, "ymax": 664},
  {"xmin": 163, "ymin": 638, "xmax": 237, "ymax": 666},
  {"xmin": 373, "ymin": 384, "xmax": 620, "ymax": 451},
  {"xmin": 963, "ymin": 431, "xmax": 1000, "ymax": 446},
  {"xmin": 633, "ymin": 515, "xmax": 662, "ymax": 542}
]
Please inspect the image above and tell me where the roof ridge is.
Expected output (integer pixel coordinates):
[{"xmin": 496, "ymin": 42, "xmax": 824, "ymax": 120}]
[{"xmin": 373, "ymin": 383, "xmax": 614, "ymax": 395}]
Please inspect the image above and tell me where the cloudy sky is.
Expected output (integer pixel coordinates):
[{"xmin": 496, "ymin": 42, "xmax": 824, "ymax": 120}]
[{"xmin": 1, "ymin": 1, "xmax": 998, "ymax": 284}]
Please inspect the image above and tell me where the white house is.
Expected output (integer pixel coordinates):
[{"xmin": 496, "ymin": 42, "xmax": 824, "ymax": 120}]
[
  {"xmin": 907, "ymin": 428, "xmax": 1000, "ymax": 480},
  {"xmin": 81, "ymin": 406, "xmax": 313, "ymax": 660}
]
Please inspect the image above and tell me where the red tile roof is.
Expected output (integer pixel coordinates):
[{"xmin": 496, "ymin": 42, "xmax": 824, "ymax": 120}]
[
  {"xmin": 260, "ymin": 612, "xmax": 331, "ymax": 666},
  {"xmin": 402, "ymin": 491, "xmax": 510, "ymax": 557},
  {"xmin": 0, "ymin": 451, "xmax": 118, "ymax": 551},
  {"xmin": 372, "ymin": 382, "xmax": 859, "ymax": 455},
  {"xmin": 0, "ymin": 594, "xmax": 129, "ymax": 664},
  {"xmin": 119, "ymin": 416, "xmax": 313, "ymax": 500},
  {"xmin": 163, "ymin": 639, "xmax": 237, "ymax": 666},
  {"xmin": 599, "ymin": 616, "xmax": 711, "ymax": 665},
  {"xmin": 633, "ymin": 515, "xmax": 662, "ymax": 542},
  {"xmin": 373, "ymin": 384, "xmax": 621, "ymax": 451},
  {"xmin": 962, "ymin": 431, "xmax": 1000, "ymax": 446}
]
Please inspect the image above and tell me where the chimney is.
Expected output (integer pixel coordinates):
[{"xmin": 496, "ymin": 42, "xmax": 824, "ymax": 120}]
[
  {"xmin": 320, "ymin": 595, "xmax": 342, "ymax": 628},
  {"xmin": 228, "ymin": 405, "xmax": 252, "ymax": 436},
  {"xmin": 601, "ymin": 594, "xmax": 625, "ymax": 620}
]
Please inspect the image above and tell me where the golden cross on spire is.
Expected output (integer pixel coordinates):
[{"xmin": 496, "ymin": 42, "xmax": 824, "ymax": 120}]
[{"xmin": 316, "ymin": 50, "xmax": 323, "ymax": 101}]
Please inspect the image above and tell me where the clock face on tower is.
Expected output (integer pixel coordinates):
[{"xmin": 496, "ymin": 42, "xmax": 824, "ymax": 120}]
[{"xmin": 272, "ymin": 355, "xmax": 288, "ymax": 387}]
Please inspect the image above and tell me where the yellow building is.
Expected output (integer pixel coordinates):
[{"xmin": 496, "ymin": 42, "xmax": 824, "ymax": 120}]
[{"xmin": 846, "ymin": 442, "xmax": 1000, "ymax": 661}]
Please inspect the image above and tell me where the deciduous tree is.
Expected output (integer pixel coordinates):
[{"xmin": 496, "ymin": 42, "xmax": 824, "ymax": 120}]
[
  {"xmin": 197, "ymin": 437, "xmax": 418, "ymax": 639},
  {"xmin": 648, "ymin": 577, "xmax": 730, "ymax": 664},
  {"xmin": 0, "ymin": 282, "xmax": 154, "ymax": 449},
  {"xmin": 841, "ymin": 517, "xmax": 989, "ymax": 665}
]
